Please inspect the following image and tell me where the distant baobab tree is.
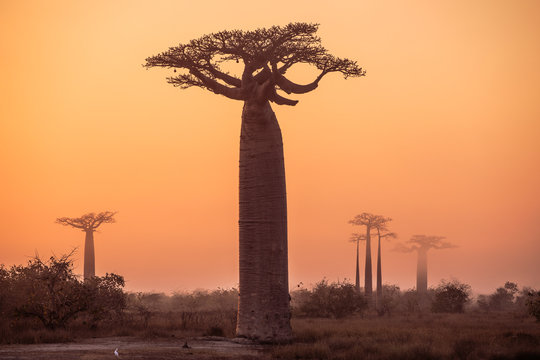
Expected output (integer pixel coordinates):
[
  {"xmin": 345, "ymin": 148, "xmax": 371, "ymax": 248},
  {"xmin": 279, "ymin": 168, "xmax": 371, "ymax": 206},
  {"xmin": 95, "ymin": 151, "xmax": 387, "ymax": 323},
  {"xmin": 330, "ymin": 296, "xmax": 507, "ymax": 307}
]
[
  {"xmin": 349, "ymin": 232, "xmax": 366, "ymax": 291},
  {"xmin": 144, "ymin": 23, "xmax": 364, "ymax": 342},
  {"xmin": 395, "ymin": 235, "xmax": 455, "ymax": 294},
  {"xmin": 349, "ymin": 213, "xmax": 387, "ymax": 300},
  {"xmin": 373, "ymin": 217, "xmax": 396, "ymax": 302},
  {"xmin": 56, "ymin": 211, "xmax": 116, "ymax": 280}
]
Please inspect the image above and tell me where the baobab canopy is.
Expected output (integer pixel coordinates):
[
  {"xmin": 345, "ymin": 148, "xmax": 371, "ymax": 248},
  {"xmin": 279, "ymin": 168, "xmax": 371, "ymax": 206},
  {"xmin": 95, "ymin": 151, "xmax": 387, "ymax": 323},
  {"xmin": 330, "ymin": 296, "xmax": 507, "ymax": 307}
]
[
  {"xmin": 56, "ymin": 211, "xmax": 116, "ymax": 232},
  {"xmin": 144, "ymin": 23, "xmax": 365, "ymax": 105}
]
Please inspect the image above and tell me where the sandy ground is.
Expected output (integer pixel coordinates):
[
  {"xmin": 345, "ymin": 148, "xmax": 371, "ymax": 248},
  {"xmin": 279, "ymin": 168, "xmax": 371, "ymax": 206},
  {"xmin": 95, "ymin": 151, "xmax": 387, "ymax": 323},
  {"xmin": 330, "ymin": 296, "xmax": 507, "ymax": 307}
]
[{"xmin": 0, "ymin": 337, "xmax": 272, "ymax": 360}]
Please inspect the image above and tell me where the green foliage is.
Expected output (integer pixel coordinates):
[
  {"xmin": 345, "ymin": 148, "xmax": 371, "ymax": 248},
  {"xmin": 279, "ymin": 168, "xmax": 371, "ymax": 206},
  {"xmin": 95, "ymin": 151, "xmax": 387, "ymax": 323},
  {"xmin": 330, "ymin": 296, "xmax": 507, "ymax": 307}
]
[
  {"xmin": 432, "ymin": 279, "xmax": 471, "ymax": 313},
  {"xmin": 293, "ymin": 279, "xmax": 367, "ymax": 318}
]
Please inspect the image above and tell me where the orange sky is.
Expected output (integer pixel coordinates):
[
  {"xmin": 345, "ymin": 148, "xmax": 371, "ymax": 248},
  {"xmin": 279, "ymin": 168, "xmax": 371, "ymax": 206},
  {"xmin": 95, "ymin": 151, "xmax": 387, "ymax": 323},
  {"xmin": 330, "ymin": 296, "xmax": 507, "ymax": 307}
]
[{"xmin": 1, "ymin": 0, "xmax": 539, "ymax": 294}]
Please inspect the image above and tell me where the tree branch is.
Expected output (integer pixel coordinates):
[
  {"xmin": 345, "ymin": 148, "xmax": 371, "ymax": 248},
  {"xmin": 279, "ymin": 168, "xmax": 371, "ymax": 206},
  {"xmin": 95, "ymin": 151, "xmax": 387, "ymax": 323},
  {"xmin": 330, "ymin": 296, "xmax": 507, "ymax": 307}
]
[
  {"xmin": 269, "ymin": 90, "xmax": 299, "ymax": 106},
  {"xmin": 273, "ymin": 61, "xmax": 328, "ymax": 94},
  {"xmin": 190, "ymin": 68, "xmax": 245, "ymax": 100},
  {"xmin": 203, "ymin": 63, "xmax": 241, "ymax": 88}
]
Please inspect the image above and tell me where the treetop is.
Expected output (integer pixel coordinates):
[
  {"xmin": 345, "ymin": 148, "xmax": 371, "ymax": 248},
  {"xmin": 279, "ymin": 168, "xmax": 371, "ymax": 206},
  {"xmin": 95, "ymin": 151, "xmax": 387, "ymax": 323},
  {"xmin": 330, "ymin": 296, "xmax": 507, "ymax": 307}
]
[
  {"xmin": 349, "ymin": 212, "xmax": 391, "ymax": 228},
  {"xmin": 394, "ymin": 234, "xmax": 456, "ymax": 252},
  {"xmin": 144, "ymin": 22, "xmax": 365, "ymax": 105},
  {"xmin": 56, "ymin": 211, "xmax": 116, "ymax": 231}
]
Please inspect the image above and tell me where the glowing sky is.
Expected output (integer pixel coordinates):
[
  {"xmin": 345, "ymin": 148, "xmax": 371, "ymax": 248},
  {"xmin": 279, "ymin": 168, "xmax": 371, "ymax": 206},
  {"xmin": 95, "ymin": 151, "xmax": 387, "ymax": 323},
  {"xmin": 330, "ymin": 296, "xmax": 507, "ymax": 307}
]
[{"xmin": 1, "ymin": 0, "xmax": 539, "ymax": 294}]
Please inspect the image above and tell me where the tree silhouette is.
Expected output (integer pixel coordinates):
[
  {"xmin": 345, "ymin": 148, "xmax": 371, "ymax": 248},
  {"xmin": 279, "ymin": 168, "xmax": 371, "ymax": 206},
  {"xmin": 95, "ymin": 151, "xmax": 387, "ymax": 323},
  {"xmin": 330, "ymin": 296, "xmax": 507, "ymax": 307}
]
[
  {"xmin": 394, "ymin": 235, "xmax": 455, "ymax": 294},
  {"xmin": 373, "ymin": 217, "xmax": 396, "ymax": 304},
  {"xmin": 56, "ymin": 212, "xmax": 116, "ymax": 280},
  {"xmin": 349, "ymin": 213, "xmax": 387, "ymax": 301},
  {"xmin": 349, "ymin": 233, "xmax": 366, "ymax": 291},
  {"xmin": 145, "ymin": 23, "xmax": 364, "ymax": 341}
]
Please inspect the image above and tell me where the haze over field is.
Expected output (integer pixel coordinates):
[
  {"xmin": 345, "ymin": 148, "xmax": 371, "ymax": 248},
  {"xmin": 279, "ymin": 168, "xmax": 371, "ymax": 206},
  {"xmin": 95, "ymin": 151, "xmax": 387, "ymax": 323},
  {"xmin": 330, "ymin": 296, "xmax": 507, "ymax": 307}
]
[{"xmin": 1, "ymin": 0, "xmax": 539, "ymax": 294}]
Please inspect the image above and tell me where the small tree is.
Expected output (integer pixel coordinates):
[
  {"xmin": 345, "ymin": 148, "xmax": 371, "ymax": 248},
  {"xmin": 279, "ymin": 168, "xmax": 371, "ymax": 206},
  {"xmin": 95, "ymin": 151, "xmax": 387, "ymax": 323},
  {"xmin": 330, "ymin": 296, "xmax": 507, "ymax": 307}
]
[
  {"xmin": 432, "ymin": 279, "xmax": 471, "ymax": 313},
  {"xmin": 56, "ymin": 211, "xmax": 116, "ymax": 279},
  {"xmin": 10, "ymin": 252, "xmax": 88, "ymax": 329}
]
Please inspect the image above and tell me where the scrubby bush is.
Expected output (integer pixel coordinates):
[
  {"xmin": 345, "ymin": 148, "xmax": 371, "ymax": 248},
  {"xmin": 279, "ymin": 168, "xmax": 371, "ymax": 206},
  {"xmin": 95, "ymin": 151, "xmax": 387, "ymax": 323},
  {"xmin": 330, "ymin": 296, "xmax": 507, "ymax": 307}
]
[
  {"xmin": 376, "ymin": 284, "xmax": 401, "ymax": 316},
  {"xmin": 432, "ymin": 280, "xmax": 471, "ymax": 313},
  {"xmin": 0, "ymin": 253, "xmax": 126, "ymax": 331},
  {"xmin": 476, "ymin": 282, "xmax": 534, "ymax": 315},
  {"xmin": 84, "ymin": 273, "xmax": 127, "ymax": 327},
  {"xmin": 487, "ymin": 282, "xmax": 518, "ymax": 311},
  {"xmin": 292, "ymin": 279, "xmax": 367, "ymax": 318},
  {"xmin": 526, "ymin": 290, "xmax": 540, "ymax": 321}
]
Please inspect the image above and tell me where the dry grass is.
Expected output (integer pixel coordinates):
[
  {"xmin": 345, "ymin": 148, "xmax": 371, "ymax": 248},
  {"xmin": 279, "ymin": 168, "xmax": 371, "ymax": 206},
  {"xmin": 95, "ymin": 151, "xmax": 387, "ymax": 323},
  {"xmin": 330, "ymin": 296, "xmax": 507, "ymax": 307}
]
[
  {"xmin": 273, "ymin": 313, "xmax": 540, "ymax": 359},
  {"xmin": 0, "ymin": 309, "xmax": 237, "ymax": 344}
]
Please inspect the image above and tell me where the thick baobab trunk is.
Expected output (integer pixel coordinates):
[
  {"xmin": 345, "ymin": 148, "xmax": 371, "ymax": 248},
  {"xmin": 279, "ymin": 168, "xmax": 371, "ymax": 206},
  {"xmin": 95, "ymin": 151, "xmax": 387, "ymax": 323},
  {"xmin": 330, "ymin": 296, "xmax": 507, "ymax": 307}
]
[
  {"xmin": 416, "ymin": 248, "xmax": 428, "ymax": 293},
  {"xmin": 84, "ymin": 230, "xmax": 95, "ymax": 279},
  {"xmin": 364, "ymin": 226, "xmax": 373, "ymax": 299},
  {"xmin": 376, "ymin": 234, "xmax": 382, "ymax": 301},
  {"xmin": 355, "ymin": 239, "xmax": 360, "ymax": 291},
  {"xmin": 236, "ymin": 100, "xmax": 291, "ymax": 342}
]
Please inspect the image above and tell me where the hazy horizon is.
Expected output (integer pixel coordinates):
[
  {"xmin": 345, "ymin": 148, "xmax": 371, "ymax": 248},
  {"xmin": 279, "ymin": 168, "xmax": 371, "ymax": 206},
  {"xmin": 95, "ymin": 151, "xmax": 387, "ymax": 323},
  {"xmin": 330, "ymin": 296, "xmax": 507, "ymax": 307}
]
[{"xmin": 1, "ymin": 1, "xmax": 539, "ymax": 296}]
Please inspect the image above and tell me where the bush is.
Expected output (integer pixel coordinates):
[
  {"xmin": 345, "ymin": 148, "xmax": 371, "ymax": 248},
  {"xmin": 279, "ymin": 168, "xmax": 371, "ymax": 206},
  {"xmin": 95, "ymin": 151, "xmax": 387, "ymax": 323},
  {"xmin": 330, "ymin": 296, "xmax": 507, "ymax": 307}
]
[
  {"xmin": 432, "ymin": 280, "xmax": 471, "ymax": 313},
  {"xmin": 293, "ymin": 279, "xmax": 367, "ymax": 318},
  {"xmin": 376, "ymin": 284, "xmax": 401, "ymax": 316},
  {"xmin": 476, "ymin": 282, "xmax": 532, "ymax": 314},
  {"xmin": 0, "ymin": 253, "xmax": 126, "ymax": 331},
  {"xmin": 526, "ymin": 290, "xmax": 540, "ymax": 321}
]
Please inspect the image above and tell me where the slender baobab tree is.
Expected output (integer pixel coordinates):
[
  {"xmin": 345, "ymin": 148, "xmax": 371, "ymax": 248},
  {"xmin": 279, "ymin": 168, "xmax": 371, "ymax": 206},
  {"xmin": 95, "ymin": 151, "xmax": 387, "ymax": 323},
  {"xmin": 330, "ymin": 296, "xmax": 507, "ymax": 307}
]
[
  {"xmin": 56, "ymin": 211, "xmax": 116, "ymax": 280},
  {"xmin": 145, "ymin": 23, "xmax": 364, "ymax": 341},
  {"xmin": 373, "ymin": 217, "xmax": 396, "ymax": 302},
  {"xmin": 349, "ymin": 213, "xmax": 386, "ymax": 301},
  {"xmin": 349, "ymin": 232, "xmax": 366, "ymax": 291},
  {"xmin": 395, "ymin": 235, "xmax": 455, "ymax": 294}
]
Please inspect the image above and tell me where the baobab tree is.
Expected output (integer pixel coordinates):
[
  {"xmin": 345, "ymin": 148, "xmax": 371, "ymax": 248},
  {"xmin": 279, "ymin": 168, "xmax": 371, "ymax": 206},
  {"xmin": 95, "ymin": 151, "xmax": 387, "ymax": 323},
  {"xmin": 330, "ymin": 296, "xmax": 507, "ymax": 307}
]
[
  {"xmin": 395, "ymin": 235, "xmax": 455, "ymax": 294},
  {"xmin": 144, "ymin": 23, "xmax": 364, "ymax": 341},
  {"xmin": 373, "ymin": 218, "xmax": 396, "ymax": 302},
  {"xmin": 349, "ymin": 233, "xmax": 366, "ymax": 291},
  {"xmin": 56, "ymin": 211, "xmax": 116, "ymax": 280},
  {"xmin": 349, "ymin": 213, "xmax": 387, "ymax": 300}
]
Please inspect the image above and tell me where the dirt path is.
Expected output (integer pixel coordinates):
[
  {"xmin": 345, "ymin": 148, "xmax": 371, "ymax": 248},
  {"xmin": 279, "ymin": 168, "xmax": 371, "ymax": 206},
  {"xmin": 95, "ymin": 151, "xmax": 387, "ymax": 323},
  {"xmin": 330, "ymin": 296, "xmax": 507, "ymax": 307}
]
[{"xmin": 0, "ymin": 337, "xmax": 272, "ymax": 360}]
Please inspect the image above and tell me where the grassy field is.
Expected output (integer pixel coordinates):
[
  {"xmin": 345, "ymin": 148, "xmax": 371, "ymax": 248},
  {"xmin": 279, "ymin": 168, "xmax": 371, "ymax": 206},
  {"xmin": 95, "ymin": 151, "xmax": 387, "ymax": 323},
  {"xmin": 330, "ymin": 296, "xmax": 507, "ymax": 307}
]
[
  {"xmin": 1, "ymin": 311, "xmax": 539, "ymax": 359},
  {"xmin": 272, "ymin": 312, "xmax": 540, "ymax": 360}
]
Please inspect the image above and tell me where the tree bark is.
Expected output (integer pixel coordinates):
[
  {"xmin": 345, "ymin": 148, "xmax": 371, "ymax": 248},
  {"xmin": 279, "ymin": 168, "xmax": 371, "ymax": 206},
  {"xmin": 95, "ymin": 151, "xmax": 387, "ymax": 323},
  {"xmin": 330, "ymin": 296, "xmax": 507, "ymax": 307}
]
[
  {"xmin": 355, "ymin": 239, "xmax": 360, "ymax": 291},
  {"xmin": 364, "ymin": 226, "xmax": 372, "ymax": 299},
  {"xmin": 84, "ymin": 230, "xmax": 95, "ymax": 280},
  {"xmin": 376, "ymin": 233, "xmax": 382, "ymax": 302},
  {"xmin": 236, "ymin": 100, "xmax": 291, "ymax": 342},
  {"xmin": 417, "ymin": 248, "xmax": 428, "ymax": 293}
]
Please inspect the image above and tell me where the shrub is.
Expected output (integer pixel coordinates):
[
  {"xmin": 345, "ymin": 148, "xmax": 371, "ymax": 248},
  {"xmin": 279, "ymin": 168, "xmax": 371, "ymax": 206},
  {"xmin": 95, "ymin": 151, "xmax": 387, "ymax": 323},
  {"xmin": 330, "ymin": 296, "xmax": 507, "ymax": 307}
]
[
  {"xmin": 376, "ymin": 284, "xmax": 401, "ymax": 316},
  {"xmin": 432, "ymin": 279, "xmax": 471, "ymax": 313},
  {"xmin": 487, "ymin": 282, "xmax": 518, "ymax": 311},
  {"xmin": 293, "ymin": 279, "xmax": 367, "ymax": 318},
  {"xmin": 0, "ymin": 253, "xmax": 126, "ymax": 331},
  {"xmin": 526, "ymin": 290, "xmax": 540, "ymax": 321}
]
